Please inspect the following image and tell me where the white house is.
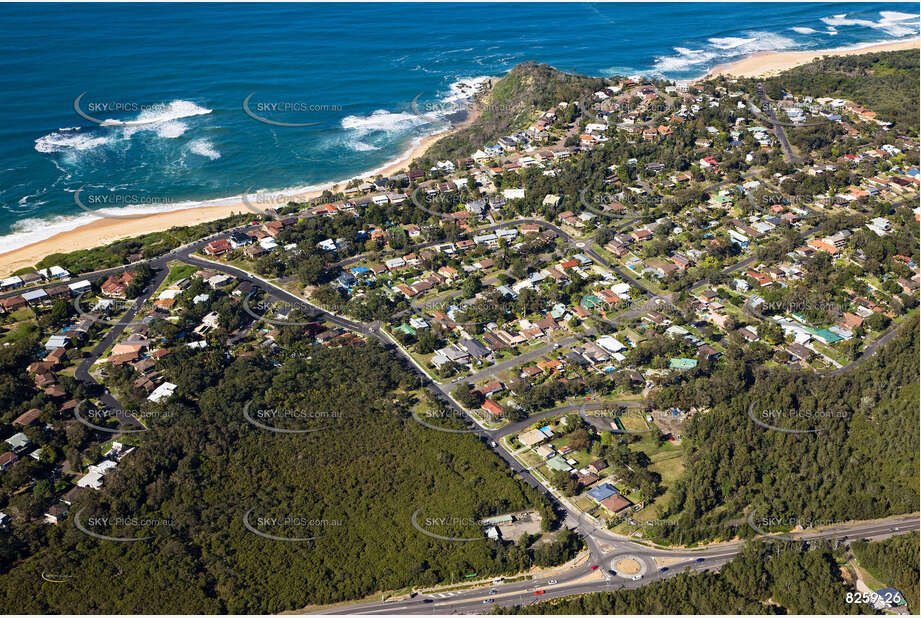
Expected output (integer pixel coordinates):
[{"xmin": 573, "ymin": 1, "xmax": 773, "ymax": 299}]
[{"xmin": 147, "ymin": 382, "xmax": 177, "ymax": 403}]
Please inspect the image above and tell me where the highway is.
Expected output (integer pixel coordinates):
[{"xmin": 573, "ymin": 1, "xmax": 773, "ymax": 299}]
[{"xmin": 315, "ymin": 514, "xmax": 920, "ymax": 615}]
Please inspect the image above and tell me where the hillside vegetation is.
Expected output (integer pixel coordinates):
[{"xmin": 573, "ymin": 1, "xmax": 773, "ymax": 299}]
[
  {"xmin": 0, "ymin": 341, "xmax": 572, "ymax": 613},
  {"xmin": 417, "ymin": 62, "xmax": 606, "ymax": 165},
  {"xmin": 646, "ymin": 315, "xmax": 919, "ymax": 544},
  {"xmin": 759, "ymin": 50, "xmax": 920, "ymax": 132},
  {"xmin": 852, "ymin": 531, "xmax": 920, "ymax": 612}
]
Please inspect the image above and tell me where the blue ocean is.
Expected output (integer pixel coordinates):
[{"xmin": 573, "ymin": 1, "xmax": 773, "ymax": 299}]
[{"xmin": 0, "ymin": 2, "xmax": 917, "ymax": 252}]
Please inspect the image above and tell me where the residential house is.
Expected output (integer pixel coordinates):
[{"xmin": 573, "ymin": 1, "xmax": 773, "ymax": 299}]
[{"xmin": 100, "ymin": 271, "xmax": 137, "ymax": 298}]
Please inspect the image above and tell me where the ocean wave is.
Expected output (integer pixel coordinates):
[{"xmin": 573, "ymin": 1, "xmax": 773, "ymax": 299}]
[
  {"xmin": 341, "ymin": 76, "xmax": 489, "ymax": 136},
  {"xmin": 188, "ymin": 138, "xmax": 221, "ymax": 160},
  {"xmin": 791, "ymin": 26, "xmax": 819, "ymax": 34},
  {"xmin": 3, "ymin": 212, "xmax": 114, "ymax": 254},
  {"xmin": 821, "ymin": 11, "xmax": 919, "ymax": 38},
  {"xmin": 349, "ymin": 140, "xmax": 380, "ymax": 152},
  {"xmin": 653, "ymin": 47, "xmax": 719, "ymax": 74},
  {"xmin": 4, "ymin": 121, "xmax": 462, "ymax": 256},
  {"xmin": 1, "ymin": 190, "xmax": 226, "ymax": 255},
  {"xmin": 102, "ymin": 99, "xmax": 212, "ymax": 128},
  {"xmin": 147, "ymin": 120, "xmax": 188, "ymax": 139},
  {"xmin": 34, "ymin": 128, "xmax": 113, "ymax": 153},
  {"xmin": 708, "ymin": 32, "xmax": 796, "ymax": 55},
  {"xmin": 442, "ymin": 76, "xmax": 491, "ymax": 105},
  {"xmin": 341, "ymin": 110, "xmax": 427, "ymax": 135},
  {"xmin": 120, "ymin": 100, "xmax": 211, "ymax": 139},
  {"xmin": 708, "ymin": 36, "xmax": 756, "ymax": 50},
  {"xmin": 654, "ymin": 31, "xmax": 796, "ymax": 76},
  {"xmin": 36, "ymin": 100, "xmax": 212, "ymax": 154}
]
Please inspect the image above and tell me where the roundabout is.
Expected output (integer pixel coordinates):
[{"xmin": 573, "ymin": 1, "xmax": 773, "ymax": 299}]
[{"xmin": 609, "ymin": 554, "xmax": 649, "ymax": 579}]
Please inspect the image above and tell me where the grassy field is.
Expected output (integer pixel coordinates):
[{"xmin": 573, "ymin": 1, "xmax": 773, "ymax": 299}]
[
  {"xmin": 7, "ymin": 306, "xmax": 35, "ymax": 322},
  {"xmin": 607, "ymin": 434, "xmax": 686, "ymax": 531},
  {"xmin": 518, "ymin": 450, "xmax": 544, "ymax": 469},
  {"xmin": 810, "ymin": 338, "xmax": 848, "ymax": 366},
  {"xmin": 618, "ymin": 411, "xmax": 649, "ymax": 432},
  {"xmin": 2, "ymin": 319, "xmax": 38, "ymax": 344},
  {"xmin": 163, "ymin": 261, "xmax": 199, "ymax": 286}
]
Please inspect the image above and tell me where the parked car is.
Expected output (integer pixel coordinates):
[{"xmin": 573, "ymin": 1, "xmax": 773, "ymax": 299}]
[{"xmin": 534, "ymin": 590, "xmax": 546, "ymax": 595}]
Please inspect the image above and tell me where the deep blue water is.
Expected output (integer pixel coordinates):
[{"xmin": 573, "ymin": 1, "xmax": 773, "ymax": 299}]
[{"xmin": 0, "ymin": 2, "xmax": 917, "ymax": 251}]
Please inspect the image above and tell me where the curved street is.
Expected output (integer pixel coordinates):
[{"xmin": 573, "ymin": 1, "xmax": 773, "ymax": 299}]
[{"xmin": 36, "ymin": 206, "xmax": 918, "ymax": 614}]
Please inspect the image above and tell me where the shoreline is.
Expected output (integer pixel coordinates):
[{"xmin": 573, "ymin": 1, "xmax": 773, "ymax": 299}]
[
  {"xmin": 0, "ymin": 118, "xmax": 465, "ymax": 276},
  {"xmin": 703, "ymin": 37, "xmax": 919, "ymax": 80},
  {"xmin": 2, "ymin": 35, "xmax": 919, "ymax": 274}
]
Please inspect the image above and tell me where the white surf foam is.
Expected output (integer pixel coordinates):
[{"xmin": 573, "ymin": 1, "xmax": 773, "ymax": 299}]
[
  {"xmin": 34, "ymin": 128, "xmax": 112, "ymax": 153},
  {"xmin": 341, "ymin": 110, "xmax": 426, "ymax": 135},
  {"xmin": 188, "ymin": 138, "xmax": 221, "ymax": 160},
  {"xmin": 791, "ymin": 27, "xmax": 819, "ymax": 34},
  {"xmin": 708, "ymin": 32, "xmax": 796, "ymax": 55},
  {"xmin": 442, "ymin": 76, "xmax": 492, "ymax": 105},
  {"xmin": 654, "ymin": 31, "xmax": 797, "ymax": 76},
  {"xmin": 11, "ymin": 80, "xmax": 492, "ymax": 255},
  {"xmin": 709, "ymin": 36, "xmax": 756, "ymax": 50},
  {"xmin": 35, "ymin": 100, "xmax": 213, "ymax": 154},
  {"xmin": 102, "ymin": 99, "xmax": 212, "ymax": 128},
  {"xmin": 349, "ymin": 140, "xmax": 380, "ymax": 152},
  {"xmin": 821, "ymin": 11, "xmax": 919, "ymax": 37},
  {"xmin": 653, "ymin": 47, "xmax": 719, "ymax": 74}
]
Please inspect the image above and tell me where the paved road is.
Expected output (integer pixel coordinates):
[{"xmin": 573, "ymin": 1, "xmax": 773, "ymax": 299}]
[
  {"xmin": 316, "ymin": 514, "xmax": 919, "ymax": 615},
  {"xmin": 828, "ymin": 319, "xmax": 907, "ymax": 376},
  {"xmin": 52, "ymin": 210, "xmax": 914, "ymax": 612},
  {"xmin": 456, "ymin": 336, "xmax": 576, "ymax": 385},
  {"xmin": 173, "ymin": 216, "xmax": 914, "ymax": 572},
  {"xmin": 73, "ymin": 265, "xmax": 170, "ymax": 431},
  {"xmin": 753, "ymin": 84, "xmax": 801, "ymax": 165},
  {"xmin": 179, "ymin": 250, "xmax": 671, "ymax": 567}
]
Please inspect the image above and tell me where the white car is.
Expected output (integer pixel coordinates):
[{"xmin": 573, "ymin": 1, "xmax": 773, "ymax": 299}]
[
  {"xmin": 547, "ymin": 579, "xmax": 557, "ymax": 585},
  {"xmin": 632, "ymin": 575, "xmax": 641, "ymax": 581}
]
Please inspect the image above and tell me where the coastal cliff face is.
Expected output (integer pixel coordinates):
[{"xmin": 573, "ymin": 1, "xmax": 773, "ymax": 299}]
[{"xmin": 418, "ymin": 62, "xmax": 607, "ymax": 165}]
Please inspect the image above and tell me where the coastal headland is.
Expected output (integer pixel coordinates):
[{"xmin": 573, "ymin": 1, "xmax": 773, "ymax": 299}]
[{"xmin": 1, "ymin": 38, "xmax": 917, "ymax": 276}]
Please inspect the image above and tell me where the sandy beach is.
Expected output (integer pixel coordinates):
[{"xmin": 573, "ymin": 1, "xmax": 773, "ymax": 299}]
[
  {"xmin": 2, "ymin": 33, "xmax": 918, "ymax": 276},
  {"xmin": 705, "ymin": 38, "xmax": 919, "ymax": 79},
  {"xmin": 0, "ymin": 126, "xmax": 455, "ymax": 277}
]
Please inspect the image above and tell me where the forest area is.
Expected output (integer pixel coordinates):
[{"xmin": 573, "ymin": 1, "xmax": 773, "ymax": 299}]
[
  {"xmin": 852, "ymin": 531, "xmax": 920, "ymax": 612},
  {"xmin": 0, "ymin": 339, "xmax": 575, "ymax": 613},
  {"xmin": 645, "ymin": 315, "xmax": 919, "ymax": 544}
]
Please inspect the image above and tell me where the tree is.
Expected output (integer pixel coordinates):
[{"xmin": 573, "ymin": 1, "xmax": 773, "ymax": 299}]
[
  {"xmin": 461, "ymin": 274, "xmax": 482, "ymax": 298},
  {"xmin": 452, "ymin": 383, "xmax": 483, "ymax": 409}
]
